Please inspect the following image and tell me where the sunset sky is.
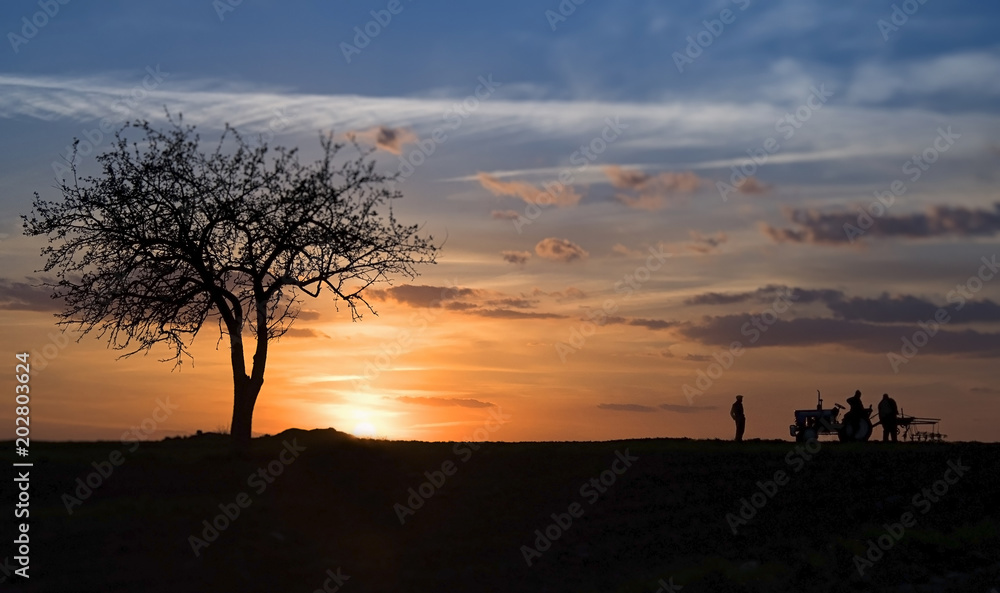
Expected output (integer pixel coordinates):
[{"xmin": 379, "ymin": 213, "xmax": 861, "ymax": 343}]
[{"xmin": 2, "ymin": 0, "xmax": 999, "ymax": 443}]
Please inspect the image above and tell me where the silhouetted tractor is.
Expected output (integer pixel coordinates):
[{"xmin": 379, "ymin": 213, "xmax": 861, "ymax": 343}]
[{"xmin": 790, "ymin": 390, "xmax": 873, "ymax": 443}]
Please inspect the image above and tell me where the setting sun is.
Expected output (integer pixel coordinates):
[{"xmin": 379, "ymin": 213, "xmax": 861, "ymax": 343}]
[{"xmin": 352, "ymin": 422, "xmax": 377, "ymax": 438}]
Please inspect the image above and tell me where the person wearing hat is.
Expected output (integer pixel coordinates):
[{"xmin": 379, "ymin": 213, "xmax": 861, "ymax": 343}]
[{"xmin": 730, "ymin": 395, "xmax": 746, "ymax": 442}]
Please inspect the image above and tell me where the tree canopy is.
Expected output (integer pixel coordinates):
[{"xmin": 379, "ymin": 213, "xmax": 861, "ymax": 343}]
[{"xmin": 24, "ymin": 115, "xmax": 438, "ymax": 444}]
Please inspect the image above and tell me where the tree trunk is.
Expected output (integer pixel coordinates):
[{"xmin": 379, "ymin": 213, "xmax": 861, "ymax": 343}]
[
  {"xmin": 230, "ymin": 376, "xmax": 262, "ymax": 448},
  {"xmin": 225, "ymin": 293, "xmax": 269, "ymax": 449}
]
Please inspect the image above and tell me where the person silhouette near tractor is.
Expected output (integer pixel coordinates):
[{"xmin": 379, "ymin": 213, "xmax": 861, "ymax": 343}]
[{"xmin": 878, "ymin": 393, "xmax": 899, "ymax": 442}]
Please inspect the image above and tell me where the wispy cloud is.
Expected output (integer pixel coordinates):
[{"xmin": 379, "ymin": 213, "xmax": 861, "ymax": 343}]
[
  {"xmin": 763, "ymin": 204, "xmax": 1000, "ymax": 245},
  {"xmin": 659, "ymin": 403, "xmax": 717, "ymax": 413},
  {"xmin": 0, "ymin": 278, "xmax": 59, "ymax": 312},
  {"xmin": 501, "ymin": 250, "xmax": 532, "ymax": 265},
  {"xmin": 347, "ymin": 125, "xmax": 418, "ymax": 154},
  {"xmin": 465, "ymin": 308, "xmax": 565, "ymax": 320},
  {"xmin": 393, "ymin": 396, "xmax": 495, "ymax": 408},
  {"xmin": 686, "ymin": 231, "xmax": 728, "ymax": 254},
  {"xmin": 679, "ymin": 315, "xmax": 1000, "ymax": 357},
  {"xmin": 597, "ymin": 403, "xmax": 657, "ymax": 412},
  {"xmin": 683, "ymin": 285, "xmax": 839, "ymax": 306},
  {"xmin": 603, "ymin": 165, "xmax": 703, "ymax": 211},
  {"xmin": 284, "ymin": 327, "xmax": 329, "ymax": 339},
  {"xmin": 535, "ymin": 237, "xmax": 588, "ymax": 262},
  {"xmin": 2, "ymin": 73, "xmax": 995, "ymax": 176},
  {"xmin": 734, "ymin": 176, "xmax": 769, "ymax": 195},
  {"xmin": 603, "ymin": 316, "xmax": 675, "ymax": 330},
  {"xmin": 970, "ymin": 386, "xmax": 1000, "ymax": 394},
  {"xmin": 491, "ymin": 210, "xmax": 522, "ymax": 221},
  {"xmin": 367, "ymin": 284, "xmax": 480, "ymax": 308},
  {"xmin": 477, "ymin": 173, "xmax": 582, "ymax": 207},
  {"xmin": 530, "ymin": 287, "xmax": 587, "ymax": 301}
]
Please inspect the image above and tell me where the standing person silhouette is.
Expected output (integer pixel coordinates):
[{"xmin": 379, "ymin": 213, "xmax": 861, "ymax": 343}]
[
  {"xmin": 845, "ymin": 389, "xmax": 863, "ymax": 420},
  {"xmin": 844, "ymin": 389, "xmax": 866, "ymax": 437},
  {"xmin": 878, "ymin": 393, "xmax": 899, "ymax": 442},
  {"xmin": 731, "ymin": 395, "xmax": 745, "ymax": 442}
]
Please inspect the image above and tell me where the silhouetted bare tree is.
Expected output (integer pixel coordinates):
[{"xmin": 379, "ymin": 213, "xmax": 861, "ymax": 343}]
[{"xmin": 23, "ymin": 116, "xmax": 437, "ymax": 446}]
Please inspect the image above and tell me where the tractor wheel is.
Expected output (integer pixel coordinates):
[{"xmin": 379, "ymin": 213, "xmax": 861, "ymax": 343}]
[
  {"xmin": 800, "ymin": 427, "xmax": 818, "ymax": 443},
  {"xmin": 856, "ymin": 417, "xmax": 873, "ymax": 442},
  {"xmin": 838, "ymin": 418, "xmax": 874, "ymax": 442}
]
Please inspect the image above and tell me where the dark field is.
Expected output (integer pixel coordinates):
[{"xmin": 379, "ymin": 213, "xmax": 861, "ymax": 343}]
[{"xmin": 7, "ymin": 430, "xmax": 1000, "ymax": 592}]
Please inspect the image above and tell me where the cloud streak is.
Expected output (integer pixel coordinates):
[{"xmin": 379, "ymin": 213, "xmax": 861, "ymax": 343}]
[
  {"xmin": 367, "ymin": 284, "xmax": 480, "ymax": 308},
  {"xmin": 347, "ymin": 125, "xmax": 418, "ymax": 154},
  {"xmin": 535, "ymin": 238, "xmax": 588, "ymax": 262},
  {"xmin": 597, "ymin": 403, "xmax": 657, "ymax": 412},
  {"xmin": 501, "ymin": 250, "xmax": 532, "ymax": 265},
  {"xmin": 601, "ymin": 316, "xmax": 676, "ymax": 330},
  {"xmin": 491, "ymin": 210, "xmax": 522, "ymax": 221},
  {"xmin": 684, "ymin": 284, "xmax": 1000, "ymax": 324},
  {"xmin": 284, "ymin": 328, "xmax": 329, "ymax": 339},
  {"xmin": 678, "ymin": 315, "xmax": 1000, "ymax": 356},
  {"xmin": 465, "ymin": 308, "xmax": 565, "ymax": 320},
  {"xmin": 0, "ymin": 278, "xmax": 60, "ymax": 312},
  {"xmin": 686, "ymin": 231, "xmax": 728, "ymax": 254},
  {"xmin": 763, "ymin": 203, "xmax": 1000, "ymax": 245},
  {"xmin": 603, "ymin": 166, "xmax": 703, "ymax": 211},
  {"xmin": 659, "ymin": 403, "xmax": 717, "ymax": 413},
  {"xmin": 394, "ymin": 396, "xmax": 495, "ymax": 408},
  {"xmin": 477, "ymin": 173, "xmax": 582, "ymax": 207}
]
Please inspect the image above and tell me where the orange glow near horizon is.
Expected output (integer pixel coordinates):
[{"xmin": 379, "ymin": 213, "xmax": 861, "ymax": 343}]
[{"xmin": 5, "ymin": 262, "xmax": 998, "ymax": 445}]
